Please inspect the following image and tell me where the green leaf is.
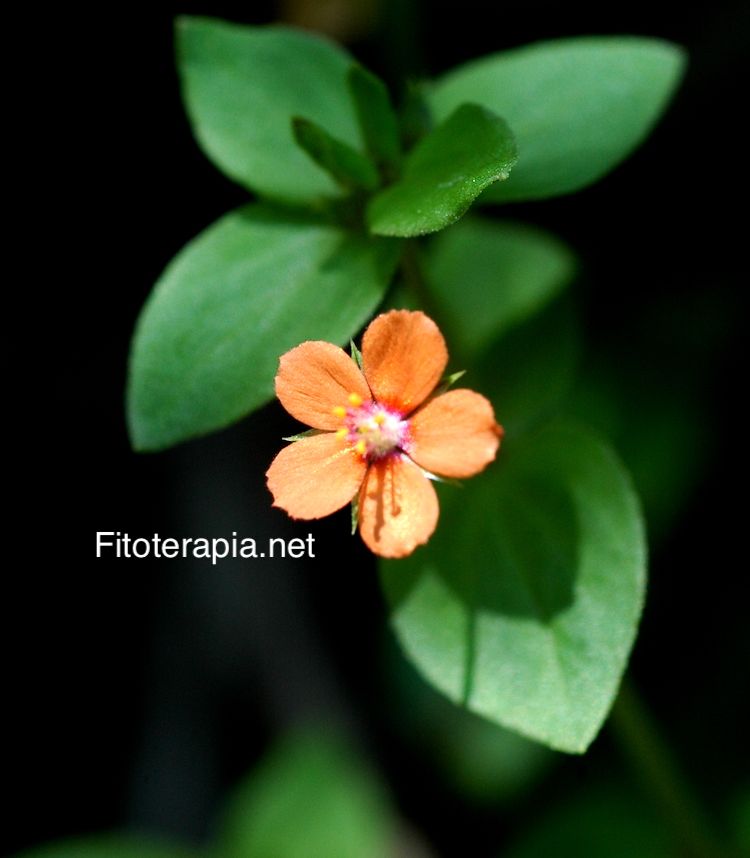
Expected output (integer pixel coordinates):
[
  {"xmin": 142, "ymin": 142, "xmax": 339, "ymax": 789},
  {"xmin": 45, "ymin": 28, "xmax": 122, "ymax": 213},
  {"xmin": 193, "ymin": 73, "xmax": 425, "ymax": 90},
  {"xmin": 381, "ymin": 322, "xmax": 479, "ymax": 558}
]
[
  {"xmin": 424, "ymin": 216, "xmax": 577, "ymax": 359},
  {"xmin": 477, "ymin": 296, "xmax": 581, "ymax": 437},
  {"xmin": 292, "ymin": 117, "xmax": 378, "ymax": 190},
  {"xmin": 434, "ymin": 369, "xmax": 467, "ymax": 396},
  {"xmin": 367, "ymin": 103, "xmax": 517, "ymax": 237},
  {"xmin": 430, "ymin": 37, "xmax": 686, "ymax": 202},
  {"xmin": 348, "ymin": 65, "xmax": 401, "ymax": 172},
  {"xmin": 567, "ymin": 362, "xmax": 708, "ymax": 542},
  {"xmin": 388, "ymin": 640, "xmax": 553, "ymax": 804},
  {"xmin": 128, "ymin": 205, "xmax": 401, "ymax": 451},
  {"xmin": 14, "ymin": 835, "xmax": 196, "ymax": 858},
  {"xmin": 380, "ymin": 421, "xmax": 646, "ymax": 754},
  {"xmin": 215, "ymin": 731, "xmax": 395, "ymax": 858},
  {"xmin": 176, "ymin": 17, "xmax": 361, "ymax": 203}
]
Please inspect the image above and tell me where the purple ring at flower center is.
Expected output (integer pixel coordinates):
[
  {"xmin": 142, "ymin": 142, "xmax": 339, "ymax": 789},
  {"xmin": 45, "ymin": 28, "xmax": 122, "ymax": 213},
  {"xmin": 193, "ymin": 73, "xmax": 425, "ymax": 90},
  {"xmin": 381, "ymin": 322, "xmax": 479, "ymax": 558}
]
[{"xmin": 344, "ymin": 401, "xmax": 412, "ymax": 460}]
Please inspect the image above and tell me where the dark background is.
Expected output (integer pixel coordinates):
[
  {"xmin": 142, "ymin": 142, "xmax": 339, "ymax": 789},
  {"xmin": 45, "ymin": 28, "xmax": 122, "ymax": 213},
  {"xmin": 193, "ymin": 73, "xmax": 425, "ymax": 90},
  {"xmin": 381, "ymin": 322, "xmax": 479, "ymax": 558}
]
[{"xmin": 17, "ymin": 1, "xmax": 747, "ymax": 856}]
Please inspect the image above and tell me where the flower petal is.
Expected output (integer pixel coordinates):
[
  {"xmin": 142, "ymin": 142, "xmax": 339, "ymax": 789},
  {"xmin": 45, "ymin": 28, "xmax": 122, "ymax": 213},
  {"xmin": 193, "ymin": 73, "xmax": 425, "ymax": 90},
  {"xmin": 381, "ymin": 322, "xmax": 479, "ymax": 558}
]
[
  {"xmin": 358, "ymin": 454, "xmax": 439, "ymax": 558},
  {"xmin": 276, "ymin": 341, "xmax": 371, "ymax": 430},
  {"xmin": 409, "ymin": 389, "xmax": 502, "ymax": 478},
  {"xmin": 361, "ymin": 310, "xmax": 448, "ymax": 413},
  {"xmin": 267, "ymin": 432, "xmax": 367, "ymax": 519}
]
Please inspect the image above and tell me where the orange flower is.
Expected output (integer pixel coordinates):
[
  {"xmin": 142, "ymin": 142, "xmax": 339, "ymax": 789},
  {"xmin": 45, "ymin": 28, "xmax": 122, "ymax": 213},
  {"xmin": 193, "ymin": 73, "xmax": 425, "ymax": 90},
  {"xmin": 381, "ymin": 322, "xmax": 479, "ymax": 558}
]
[{"xmin": 266, "ymin": 310, "xmax": 503, "ymax": 558}]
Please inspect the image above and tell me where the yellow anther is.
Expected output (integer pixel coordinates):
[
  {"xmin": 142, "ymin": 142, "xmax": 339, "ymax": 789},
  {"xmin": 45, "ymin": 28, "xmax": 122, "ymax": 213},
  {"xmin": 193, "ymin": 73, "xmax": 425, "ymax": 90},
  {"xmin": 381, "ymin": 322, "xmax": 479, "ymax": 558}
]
[
  {"xmin": 373, "ymin": 412, "xmax": 386, "ymax": 426},
  {"xmin": 335, "ymin": 428, "xmax": 348, "ymax": 439},
  {"xmin": 348, "ymin": 392, "xmax": 363, "ymax": 407},
  {"xmin": 332, "ymin": 405, "xmax": 347, "ymax": 418},
  {"xmin": 354, "ymin": 439, "xmax": 367, "ymax": 456}
]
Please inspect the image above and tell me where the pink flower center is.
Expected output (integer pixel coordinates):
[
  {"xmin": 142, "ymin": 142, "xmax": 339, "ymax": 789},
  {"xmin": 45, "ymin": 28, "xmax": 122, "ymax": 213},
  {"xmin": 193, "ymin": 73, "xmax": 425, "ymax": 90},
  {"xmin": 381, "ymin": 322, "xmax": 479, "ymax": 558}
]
[{"xmin": 334, "ymin": 394, "xmax": 411, "ymax": 461}]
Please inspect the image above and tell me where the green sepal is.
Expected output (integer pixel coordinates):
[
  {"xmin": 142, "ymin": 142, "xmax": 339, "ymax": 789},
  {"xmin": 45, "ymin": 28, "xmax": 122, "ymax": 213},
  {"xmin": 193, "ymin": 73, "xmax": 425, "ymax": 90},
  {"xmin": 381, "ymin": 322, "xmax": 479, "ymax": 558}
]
[
  {"xmin": 350, "ymin": 338, "xmax": 364, "ymax": 371},
  {"xmin": 434, "ymin": 369, "xmax": 467, "ymax": 395},
  {"xmin": 281, "ymin": 429, "xmax": 326, "ymax": 442},
  {"xmin": 351, "ymin": 494, "xmax": 360, "ymax": 536}
]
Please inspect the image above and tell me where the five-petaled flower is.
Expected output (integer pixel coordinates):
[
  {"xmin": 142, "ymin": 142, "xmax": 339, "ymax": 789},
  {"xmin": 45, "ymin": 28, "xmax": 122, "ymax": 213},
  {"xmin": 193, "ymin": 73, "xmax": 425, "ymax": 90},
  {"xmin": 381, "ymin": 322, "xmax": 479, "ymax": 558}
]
[{"xmin": 266, "ymin": 310, "xmax": 502, "ymax": 557}]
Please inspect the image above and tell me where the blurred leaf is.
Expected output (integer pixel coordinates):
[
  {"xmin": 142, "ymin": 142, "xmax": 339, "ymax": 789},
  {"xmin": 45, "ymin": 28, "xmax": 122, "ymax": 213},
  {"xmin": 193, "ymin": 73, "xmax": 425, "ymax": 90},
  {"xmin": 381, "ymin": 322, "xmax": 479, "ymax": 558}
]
[
  {"xmin": 424, "ymin": 216, "xmax": 577, "ymax": 359},
  {"xmin": 430, "ymin": 37, "xmax": 685, "ymax": 202},
  {"xmin": 216, "ymin": 731, "xmax": 395, "ymax": 858},
  {"xmin": 348, "ymin": 65, "xmax": 401, "ymax": 172},
  {"xmin": 503, "ymin": 784, "xmax": 668, "ymax": 857},
  {"xmin": 477, "ymin": 297, "xmax": 581, "ymax": 437},
  {"xmin": 367, "ymin": 104, "xmax": 517, "ymax": 236},
  {"xmin": 381, "ymin": 421, "xmax": 646, "ymax": 754},
  {"xmin": 176, "ymin": 17, "xmax": 360, "ymax": 203},
  {"xmin": 442, "ymin": 711, "xmax": 551, "ymax": 804},
  {"xmin": 567, "ymin": 364, "xmax": 708, "ymax": 542},
  {"xmin": 128, "ymin": 204, "xmax": 400, "ymax": 451},
  {"xmin": 292, "ymin": 117, "xmax": 378, "ymax": 190},
  {"xmin": 387, "ymin": 638, "xmax": 553, "ymax": 804},
  {"xmin": 14, "ymin": 834, "xmax": 196, "ymax": 858}
]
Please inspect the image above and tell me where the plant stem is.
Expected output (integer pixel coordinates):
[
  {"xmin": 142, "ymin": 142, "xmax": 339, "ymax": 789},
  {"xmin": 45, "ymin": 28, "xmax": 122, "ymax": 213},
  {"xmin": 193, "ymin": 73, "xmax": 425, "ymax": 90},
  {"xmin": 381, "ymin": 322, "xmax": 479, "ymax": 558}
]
[
  {"xmin": 610, "ymin": 678, "xmax": 736, "ymax": 858},
  {"xmin": 399, "ymin": 241, "xmax": 431, "ymax": 309},
  {"xmin": 399, "ymin": 240, "xmax": 452, "ymax": 335}
]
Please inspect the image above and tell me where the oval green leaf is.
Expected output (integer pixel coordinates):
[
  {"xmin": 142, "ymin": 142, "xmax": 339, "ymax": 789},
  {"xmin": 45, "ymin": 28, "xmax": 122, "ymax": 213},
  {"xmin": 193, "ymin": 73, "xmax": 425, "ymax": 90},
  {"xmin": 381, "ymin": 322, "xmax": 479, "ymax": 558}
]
[
  {"xmin": 367, "ymin": 103, "xmax": 517, "ymax": 236},
  {"xmin": 176, "ymin": 17, "xmax": 360, "ymax": 203},
  {"xmin": 430, "ymin": 37, "xmax": 686, "ymax": 202},
  {"xmin": 424, "ymin": 216, "xmax": 577, "ymax": 359},
  {"xmin": 216, "ymin": 731, "xmax": 395, "ymax": 858},
  {"xmin": 380, "ymin": 421, "xmax": 646, "ymax": 754},
  {"xmin": 127, "ymin": 205, "xmax": 400, "ymax": 451}
]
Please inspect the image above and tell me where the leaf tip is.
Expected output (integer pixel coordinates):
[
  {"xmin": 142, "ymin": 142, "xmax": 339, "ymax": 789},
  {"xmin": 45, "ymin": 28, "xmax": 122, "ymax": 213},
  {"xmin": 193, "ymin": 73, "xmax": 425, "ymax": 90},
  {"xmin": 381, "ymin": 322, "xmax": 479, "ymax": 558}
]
[
  {"xmin": 173, "ymin": 13, "xmax": 204, "ymax": 40},
  {"xmin": 127, "ymin": 424, "xmax": 155, "ymax": 454},
  {"xmin": 126, "ymin": 403, "xmax": 162, "ymax": 453}
]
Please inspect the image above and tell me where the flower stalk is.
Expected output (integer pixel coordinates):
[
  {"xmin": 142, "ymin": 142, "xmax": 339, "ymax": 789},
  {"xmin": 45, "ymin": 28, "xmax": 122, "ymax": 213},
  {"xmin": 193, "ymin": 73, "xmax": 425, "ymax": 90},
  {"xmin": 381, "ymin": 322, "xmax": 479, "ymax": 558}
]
[{"xmin": 610, "ymin": 679, "xmax": 737, "ymax": 858}]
